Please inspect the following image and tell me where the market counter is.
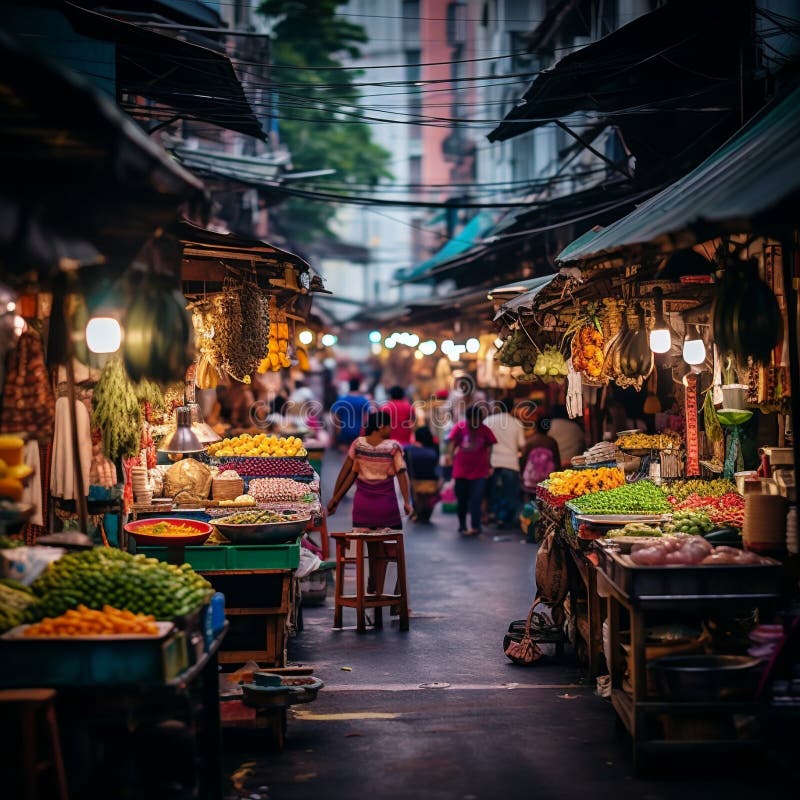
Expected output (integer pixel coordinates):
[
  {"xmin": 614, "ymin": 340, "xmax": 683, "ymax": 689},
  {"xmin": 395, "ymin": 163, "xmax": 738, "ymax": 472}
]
[{"xmin": 597, "ymin": 551, "xmax": 783, "ymax": 774}]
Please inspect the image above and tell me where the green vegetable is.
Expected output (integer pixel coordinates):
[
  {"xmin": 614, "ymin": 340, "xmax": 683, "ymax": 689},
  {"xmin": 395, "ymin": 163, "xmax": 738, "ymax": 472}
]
[
  {"xmin": 570, "ymin": 480, "xmax": 671, "ymax": 514},
  {"xmin": 92, "ymin": 357, "xmax": 143, "ymax": 461},
  {"xmin": 666, "ymin": 510, "xmax": 715, "ymax": 535},
  {"xmin": 0, "ymin": 582, "xmax": 41, "ymax": 632},
  {"xmin": 31, "ymin": 549, "xmax": 212, "ymax": 620},
  {"xmin": 606, "ymin": 523, "xmax": 664, "ymax": 538},
  {"xmin": 217, "ymin": 510, "xmax": 301, "ymax": 525}
]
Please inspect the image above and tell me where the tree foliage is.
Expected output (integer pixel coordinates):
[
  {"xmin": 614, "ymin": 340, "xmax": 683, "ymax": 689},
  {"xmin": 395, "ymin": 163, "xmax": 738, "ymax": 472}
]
[{"xmin": 260, "ymin": 0, "xmax": 392, "ymax": 242}]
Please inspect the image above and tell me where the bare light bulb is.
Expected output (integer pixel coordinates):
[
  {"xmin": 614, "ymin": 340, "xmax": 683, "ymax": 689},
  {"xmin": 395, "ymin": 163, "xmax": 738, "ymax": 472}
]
[
  {"xmin": 85, "ymin": 317, "xmax": 121, "ymax": 353},
  {"xmin": 683, "ymin": 334, "xmax": 706, "ymax": 365},
  {"xmin": 649, "ymin": 328, "xmax": 671, "ymax": 354},
  {"xmin": 466, "ymin": 338, "xmax": 480, "ymax": 353},
  {"xmin": 298, "ymin": 330, "xmax": 314, "ymax": 345}
]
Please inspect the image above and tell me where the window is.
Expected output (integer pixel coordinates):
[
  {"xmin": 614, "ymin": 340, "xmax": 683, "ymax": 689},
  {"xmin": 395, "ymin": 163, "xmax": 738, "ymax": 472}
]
[
  {"xmin": 447, "ymin": 2, "xmax": 467, "ymax": 45},
  {"xmin": 408, "ymin": 155, "xmax": 422, "ymax": 186},
  {"xmin": 402, "ymin": 0, "xmax": 420, "ymax": 40}
]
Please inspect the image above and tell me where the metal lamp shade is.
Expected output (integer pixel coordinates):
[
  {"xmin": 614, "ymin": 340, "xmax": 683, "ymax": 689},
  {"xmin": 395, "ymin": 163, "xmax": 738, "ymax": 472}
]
[{"xmin": 158, "ymin": 406, "xmax": 205, "ymax": 453}]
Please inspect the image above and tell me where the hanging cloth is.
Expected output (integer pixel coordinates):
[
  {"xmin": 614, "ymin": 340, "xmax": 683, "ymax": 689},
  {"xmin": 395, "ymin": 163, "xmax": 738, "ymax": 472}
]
[{"xmin": 50, "ymin": 396, "xmax": 92, "ymax": 500}]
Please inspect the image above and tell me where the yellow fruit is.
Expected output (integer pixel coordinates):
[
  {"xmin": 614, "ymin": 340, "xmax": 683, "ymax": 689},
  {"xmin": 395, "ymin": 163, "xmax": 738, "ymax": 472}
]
[
  {"xmin": 0, "ymin": 436, "xmax": 24, "ymax": 467},
  {"xmin": 0, "ymin": 477, "xmax": 23, "ymax": 502}
]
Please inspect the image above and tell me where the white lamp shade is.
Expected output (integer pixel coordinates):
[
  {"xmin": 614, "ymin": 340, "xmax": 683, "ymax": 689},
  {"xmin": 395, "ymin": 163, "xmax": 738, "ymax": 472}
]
[
  {"xmin": 683, "ymin": 337, "xmax": 706, "ymax": 365},
  {"xmin": 86, "ymin": 317, "xmax": 122, "ymax": 353},
  {"xmin": 649, "ymin": 328, "xmax": 671, "ymax": 354}
]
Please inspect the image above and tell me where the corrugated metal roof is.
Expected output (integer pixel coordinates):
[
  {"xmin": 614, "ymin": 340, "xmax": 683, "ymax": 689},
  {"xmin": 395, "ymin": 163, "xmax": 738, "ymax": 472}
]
[
  {"xmin": 557, "ymin": 87, "xmax": 800, "ymax": 263},
  {"xmin": 494, "ymin": 274, "xmax": 559, "ymax": 319}
]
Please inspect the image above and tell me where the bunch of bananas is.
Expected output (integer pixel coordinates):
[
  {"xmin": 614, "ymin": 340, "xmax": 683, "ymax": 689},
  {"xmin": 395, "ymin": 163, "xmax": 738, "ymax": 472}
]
[
  {"xmin": 196, "ymin": 352, "xmax": 223, "ymax": 390},
  {"xmin": 259, "ymin": 298, "xmax": 291, "ymax": 372}
]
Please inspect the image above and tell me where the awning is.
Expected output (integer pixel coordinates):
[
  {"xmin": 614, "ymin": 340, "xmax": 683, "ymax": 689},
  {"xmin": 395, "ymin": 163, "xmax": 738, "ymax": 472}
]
[
  {"xmin": 397, "ymin": 211, "xmax": 498, "ymax": 283},
  {"xmin": 487, "ymin": 276, "xmax": 551, "ymax": 300},
  {"xmin": 495, "ymin": 275, "xmax": 559, "ymax": 319},
  {"xmin": 488, "ymin": 0, "xmax": 749, "ymax": 143},
  {"xmin": 60, "ymin": 2, "xmax": 266, "ymax": 140},
  {"xmin": 557, "ymin": 86, "xmax": 800, "ymax": 264},
  {"xmin": 170, "ymin": 146, "xmax": 290, "ymax": 184},
  {"xmin": 176, "ymin": 221, "xmax": 315, "ymax": 296},
  {"xmin": 0, "ymin": 30, "xmax": 205, "ymax": 273}
]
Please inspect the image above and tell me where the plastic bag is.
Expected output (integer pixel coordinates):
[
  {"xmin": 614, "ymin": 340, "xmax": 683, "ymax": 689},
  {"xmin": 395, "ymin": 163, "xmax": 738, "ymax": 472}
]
[{"xmin": 0, "ymin": 546, "xmax": 65, "ymax": 586}]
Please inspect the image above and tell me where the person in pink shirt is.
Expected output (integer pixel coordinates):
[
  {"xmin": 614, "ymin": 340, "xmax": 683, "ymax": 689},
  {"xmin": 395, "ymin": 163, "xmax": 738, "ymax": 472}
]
[
  {"xmin": 447, "ymin": 405, "xmax": 497, "ymax": 536},
  {"xmin": 381, "ymin": 386, "xmax": 416, "ymax": 446}
]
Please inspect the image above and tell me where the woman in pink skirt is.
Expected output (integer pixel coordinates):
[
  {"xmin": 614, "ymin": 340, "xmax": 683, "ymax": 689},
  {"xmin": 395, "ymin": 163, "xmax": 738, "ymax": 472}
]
[{"xmin": 327, "ymin": 411, "xmax": 413, "ymax": 592}]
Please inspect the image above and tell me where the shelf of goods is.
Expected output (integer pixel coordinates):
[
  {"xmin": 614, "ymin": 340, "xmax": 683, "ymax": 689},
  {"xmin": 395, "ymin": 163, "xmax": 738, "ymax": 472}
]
[{"xmin": 596, "ymin": 542, "xmax": 782, "ymax": 774}]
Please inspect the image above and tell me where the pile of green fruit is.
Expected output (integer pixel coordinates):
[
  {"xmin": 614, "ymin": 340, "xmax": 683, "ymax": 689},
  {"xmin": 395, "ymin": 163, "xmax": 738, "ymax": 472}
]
[
  {"xmin": 570, "ymin": 480, "xmax": 672, "ymax": 514},
  {"xmin": 606, "ymin": 523, "xmax": 663, "ymax": 538},
  {"xmin": 0, "ymin": 534, "xmax": 24, "ymax": 549},
  {"xmin": 666, "ymin": 510, "xmax": 715, "ymax": 536},
  {"xmin": 0, "ymin": 579, "xmax": 40, "ymax": 633},
  {"xmin": 32, "ymin": 549, "xmax": 212, "ymax": 620},
  {"xmin": 666, "ymin": 479, "xmax": 736, "ymax": 503}
]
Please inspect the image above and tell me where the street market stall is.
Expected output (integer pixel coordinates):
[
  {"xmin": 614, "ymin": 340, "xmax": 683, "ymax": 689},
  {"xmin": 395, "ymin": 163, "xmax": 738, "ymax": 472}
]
[
  {"xmin": 497, "ymin": 86, "xmax": 800, "ymax": 772},
  {"xmin": 0, "ymin": 38, "xmax": 329, "ymax": 795}
]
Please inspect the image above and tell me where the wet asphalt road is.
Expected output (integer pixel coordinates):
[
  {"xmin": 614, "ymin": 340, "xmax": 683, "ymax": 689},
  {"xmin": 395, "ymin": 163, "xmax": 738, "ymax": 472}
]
[{"xmin": 222, "ymin": 451, "xmax": 795, "ymax": 800}]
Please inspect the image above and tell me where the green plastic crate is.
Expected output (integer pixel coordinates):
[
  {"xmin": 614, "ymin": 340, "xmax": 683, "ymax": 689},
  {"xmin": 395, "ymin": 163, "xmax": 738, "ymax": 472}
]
[{"xmin": 138, "ymin": 543, "xmax": 300, "ymax": 571}]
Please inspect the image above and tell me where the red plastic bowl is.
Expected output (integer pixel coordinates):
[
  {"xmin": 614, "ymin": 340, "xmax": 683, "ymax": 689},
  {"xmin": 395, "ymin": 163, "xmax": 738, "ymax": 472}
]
[{"xmin": 124, "ymin": 517, "xmax": 213, "ymax": 546}]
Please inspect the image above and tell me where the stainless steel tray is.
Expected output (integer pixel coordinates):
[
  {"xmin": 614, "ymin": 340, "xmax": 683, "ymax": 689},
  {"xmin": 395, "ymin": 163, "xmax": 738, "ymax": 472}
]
[{"xmin": 595, "ymin": 544, "xmax": 782, "ymax": 601}]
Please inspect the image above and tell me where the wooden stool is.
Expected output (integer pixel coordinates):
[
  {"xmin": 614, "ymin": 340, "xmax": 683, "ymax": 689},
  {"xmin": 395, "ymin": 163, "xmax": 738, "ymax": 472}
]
[
  {"xmin": 0, "ymin": 688, "xmax": 69, "ymax": 800},
  {"xmin": 332, "ymin": 531, "xmax": 410, "ymax": 633}
]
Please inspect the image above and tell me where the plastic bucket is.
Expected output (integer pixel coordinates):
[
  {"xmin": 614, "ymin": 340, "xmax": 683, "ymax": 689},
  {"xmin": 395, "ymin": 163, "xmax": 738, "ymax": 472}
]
[{"xmin": 721, "ymin": 384, "xmax": 748, "ymax": 410}]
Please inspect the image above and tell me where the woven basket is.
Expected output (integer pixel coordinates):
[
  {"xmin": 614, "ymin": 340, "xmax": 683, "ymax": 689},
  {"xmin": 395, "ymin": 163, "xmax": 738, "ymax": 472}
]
[{"xmin": 212, "ymin": 477, "xmax": 244, "ymax": 501}]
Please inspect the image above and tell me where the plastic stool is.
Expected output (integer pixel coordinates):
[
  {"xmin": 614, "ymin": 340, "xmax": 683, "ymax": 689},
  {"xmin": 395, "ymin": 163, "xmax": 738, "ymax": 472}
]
[
  {"xmin": 0, "ymin": 688, "xmax": 69, "ymax": 799},
  {"xmin": 332, "ymin": 531, "xmax": 409, "ymax": 633}
]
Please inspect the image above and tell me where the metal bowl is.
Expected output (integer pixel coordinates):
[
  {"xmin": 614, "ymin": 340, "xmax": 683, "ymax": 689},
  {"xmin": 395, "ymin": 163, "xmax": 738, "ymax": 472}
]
[
  {"xmin": 213, "ymin": 516, "xmax": 310, "ymax": 544},
  {"xmin": 648, "ymin": 654, "xmax": 762, "ymax": 701}
]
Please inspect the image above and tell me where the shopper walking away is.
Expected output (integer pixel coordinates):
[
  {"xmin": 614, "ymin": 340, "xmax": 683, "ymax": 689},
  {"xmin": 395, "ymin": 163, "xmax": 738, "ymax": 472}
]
[
  {"xmin": 448, "ymin": 405, "xmax": 496, "ymax": 536},
  {"xmin": 327, "ymin": 411, "xmax": 413, "ymax": 592},
  {"xmin": 521, "ymin": 416, "xmax": 561, "ymax": 497},
  {"xmin": 330, "ymin": 377, "xmax": 372, "ymax": 449},
  {"xmin": 381, "ymin": 385, "xmax": 417, "ymax": 445},
  {"xmin": 404, "ymin": 426, "xmax": 440, "ymax": 522},
  {"xmin": 546, "ymin": 405, "xmax": 585, "ymax": 468},
  {"xmin": 484, "ymin": 397, "xmax": 526, "ymax": 528}
]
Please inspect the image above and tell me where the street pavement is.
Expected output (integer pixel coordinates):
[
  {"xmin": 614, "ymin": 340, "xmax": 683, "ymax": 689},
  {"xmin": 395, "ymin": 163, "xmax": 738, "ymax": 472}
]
[{"xmin": 222, "ymin": 450, "xmax": 795, "ymax": 800}]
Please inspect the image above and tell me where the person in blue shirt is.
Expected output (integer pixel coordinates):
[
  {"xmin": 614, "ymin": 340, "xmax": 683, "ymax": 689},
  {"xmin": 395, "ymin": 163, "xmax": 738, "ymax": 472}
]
[
  {"xmin": 331, "ymin": 378, "xmax": 372, "ymax": 448},
  {"xmin": 404, "ymin": 426, "xmax": 441, "ymax": 522}
]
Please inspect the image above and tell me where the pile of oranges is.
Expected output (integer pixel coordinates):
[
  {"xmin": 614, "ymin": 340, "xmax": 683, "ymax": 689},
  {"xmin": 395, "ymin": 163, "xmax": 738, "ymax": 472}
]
[{"xmin": 546, "ymin": 467, "xmax": 625, "ymax": 497}]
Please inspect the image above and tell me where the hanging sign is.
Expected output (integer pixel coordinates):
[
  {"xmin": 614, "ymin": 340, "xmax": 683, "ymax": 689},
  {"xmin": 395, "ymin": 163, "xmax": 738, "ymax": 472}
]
[{"xmin": 684, "ymin": 374, "xmax": 700, "ymax": 476}]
